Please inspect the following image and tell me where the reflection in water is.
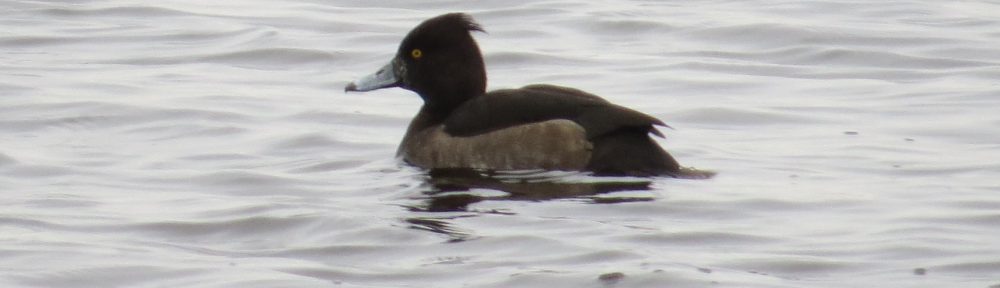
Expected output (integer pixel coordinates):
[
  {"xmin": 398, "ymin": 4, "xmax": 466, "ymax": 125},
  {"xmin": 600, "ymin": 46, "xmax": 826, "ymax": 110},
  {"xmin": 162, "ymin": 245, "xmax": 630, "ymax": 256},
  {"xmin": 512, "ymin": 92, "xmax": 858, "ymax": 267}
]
[
  {"xmin": 419, "ymin": 168, "xmax": 658, "ymax": 211},
  {"xmin": 404, "ymin": 168, "xmax": 663, "ymax": 241},
  {"xmin": 404, "ymin": 217, "xmax": 475, "ymax": 243}
]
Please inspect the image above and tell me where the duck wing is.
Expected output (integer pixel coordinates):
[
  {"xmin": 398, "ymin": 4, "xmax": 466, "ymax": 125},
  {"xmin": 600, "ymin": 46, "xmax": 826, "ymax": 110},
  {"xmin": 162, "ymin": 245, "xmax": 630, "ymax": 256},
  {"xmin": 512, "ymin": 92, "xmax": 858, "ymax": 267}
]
[{"xmin": 444, "ymin": 84, "xmax": 667, "ymax": 139}]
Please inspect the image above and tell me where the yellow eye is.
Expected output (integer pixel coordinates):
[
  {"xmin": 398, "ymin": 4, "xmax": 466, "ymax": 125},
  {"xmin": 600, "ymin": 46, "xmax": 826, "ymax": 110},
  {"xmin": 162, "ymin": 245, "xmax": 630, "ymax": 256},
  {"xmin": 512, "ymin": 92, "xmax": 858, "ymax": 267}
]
[{"xmin": 411, "ymin": 48, "xmax": 423, "ymax": 59}]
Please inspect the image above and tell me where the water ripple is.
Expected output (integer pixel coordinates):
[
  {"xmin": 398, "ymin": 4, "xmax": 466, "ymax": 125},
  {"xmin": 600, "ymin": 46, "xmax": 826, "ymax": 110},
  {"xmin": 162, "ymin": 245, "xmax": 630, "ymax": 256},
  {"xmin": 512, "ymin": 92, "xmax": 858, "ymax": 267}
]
[{"xmin": 3, "ymin": 1, "xmax": 1000, "ymax": 287}]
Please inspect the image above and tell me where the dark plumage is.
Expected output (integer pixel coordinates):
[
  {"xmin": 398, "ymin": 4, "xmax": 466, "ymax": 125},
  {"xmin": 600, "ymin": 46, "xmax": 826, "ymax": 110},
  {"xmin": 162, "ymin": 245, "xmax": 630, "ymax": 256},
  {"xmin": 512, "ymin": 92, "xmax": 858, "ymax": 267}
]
[{"xmin": 346, "ymin": 13, "xmax": 690, "ymax": 177}]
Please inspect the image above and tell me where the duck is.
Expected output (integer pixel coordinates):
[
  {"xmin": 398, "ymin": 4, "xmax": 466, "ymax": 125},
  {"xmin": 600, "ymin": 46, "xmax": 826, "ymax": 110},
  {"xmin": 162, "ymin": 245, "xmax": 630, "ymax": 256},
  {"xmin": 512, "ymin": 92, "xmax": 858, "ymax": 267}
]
[{"xmin": 346, "ymin": 13, "xmax": 689, "ymax": 177}]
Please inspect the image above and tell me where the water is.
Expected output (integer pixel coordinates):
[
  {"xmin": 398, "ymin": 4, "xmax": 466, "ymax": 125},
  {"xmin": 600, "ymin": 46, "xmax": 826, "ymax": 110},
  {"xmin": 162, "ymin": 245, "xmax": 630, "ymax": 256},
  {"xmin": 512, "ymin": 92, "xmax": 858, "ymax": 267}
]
[{"xmin": 2, "ymin": 1, "xmax": 999, "ymax": 287}]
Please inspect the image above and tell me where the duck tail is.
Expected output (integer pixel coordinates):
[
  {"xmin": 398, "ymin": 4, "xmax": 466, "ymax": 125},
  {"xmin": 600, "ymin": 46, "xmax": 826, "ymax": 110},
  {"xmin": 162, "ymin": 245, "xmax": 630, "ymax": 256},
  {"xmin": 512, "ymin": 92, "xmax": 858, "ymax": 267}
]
[{"xmin": 586, "ymin": 129, "xmax": 681, "ymax": 177}]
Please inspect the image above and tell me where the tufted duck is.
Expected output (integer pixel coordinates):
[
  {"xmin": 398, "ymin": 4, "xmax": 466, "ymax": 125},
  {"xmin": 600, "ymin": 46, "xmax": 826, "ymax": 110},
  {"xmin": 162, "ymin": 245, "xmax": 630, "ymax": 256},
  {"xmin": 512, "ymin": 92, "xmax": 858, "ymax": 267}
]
[{"xmin": 346, "ymin": 13, "xmax": 691, "ymax": 177}]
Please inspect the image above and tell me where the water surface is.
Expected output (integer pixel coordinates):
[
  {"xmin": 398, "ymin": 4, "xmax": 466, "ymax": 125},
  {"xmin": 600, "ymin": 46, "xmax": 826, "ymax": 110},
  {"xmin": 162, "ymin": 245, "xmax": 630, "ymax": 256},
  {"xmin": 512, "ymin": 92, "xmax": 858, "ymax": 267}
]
[{"xmin": 2, "ymin": 1, "xmax": 1000, "ymax": 287}]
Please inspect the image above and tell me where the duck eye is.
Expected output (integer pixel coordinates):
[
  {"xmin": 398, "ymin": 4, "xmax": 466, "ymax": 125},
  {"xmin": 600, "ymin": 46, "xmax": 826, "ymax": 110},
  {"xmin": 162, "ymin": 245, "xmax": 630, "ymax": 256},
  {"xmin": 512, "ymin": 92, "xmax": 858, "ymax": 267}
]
[{"xmin": 410, "ymin": 48, "xmax": 423, "ymax": 59}]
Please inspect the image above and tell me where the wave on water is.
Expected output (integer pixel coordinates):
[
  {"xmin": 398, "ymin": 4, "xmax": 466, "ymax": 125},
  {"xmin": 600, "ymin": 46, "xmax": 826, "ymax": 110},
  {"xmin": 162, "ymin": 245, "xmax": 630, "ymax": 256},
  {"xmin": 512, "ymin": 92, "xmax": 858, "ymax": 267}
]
[{"xmin": 2, "ymin": 1, "xmax": 1000, "ymax": 287}]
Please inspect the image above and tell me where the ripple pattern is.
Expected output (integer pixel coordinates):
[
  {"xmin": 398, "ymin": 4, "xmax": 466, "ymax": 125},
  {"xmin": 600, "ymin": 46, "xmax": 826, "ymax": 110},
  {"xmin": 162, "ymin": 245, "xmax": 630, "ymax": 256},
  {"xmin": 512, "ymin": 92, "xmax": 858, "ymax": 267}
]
[{"xmin": 2, "ymin": 1, "xmax": 1000, "ymax": 287}]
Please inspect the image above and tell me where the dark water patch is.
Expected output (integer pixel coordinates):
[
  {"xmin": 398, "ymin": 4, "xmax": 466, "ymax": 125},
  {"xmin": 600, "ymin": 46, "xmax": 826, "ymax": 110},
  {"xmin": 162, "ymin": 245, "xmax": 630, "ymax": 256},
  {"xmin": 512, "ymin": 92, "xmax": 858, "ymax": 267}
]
[
  {"xmin": 135, "ymin": 125, "xmax": 248, "ymax": 141},
  {"xmin": 682, "ymin": 23, "xmax": 828, "ymax": 48},
  {"xmin": 0, "ymin": 36, "xmax": 80, "ymax": 47},
  {"xmin": 2, "ymin": 213, "xmax": 321, "ymax": 243},
  {"xmin": 12, "ymin": 265, "xmax": 202, "ymax": 288},
  {"xmin": 167, "ymin": 154, "xmax": 261, "ymax": 169},
  {"xmin": 777, "ymin": 48, "xmax": 995, "ymax": 69},
  {"xmin": 670, "ymin": 59, "xmax": 977, "ymax": 83},
  {"xmin": 871, "ymin": 224, "xmax": 986, "ymax": 243},
  {"xmin": 533, "ymin": 249, "xmax": 639, "ymax": 266},
  {"xmin": 483, "ymin": 269, "xmax": 707, "ymax": 288},
  {"xmin": 473, "ymin": 6, "xmax": 566, "ymax": 20},
  {"xmin": 945, "ymin": 90, "xmax": 1000, "ymax": 103},
  {"xmin": 904, "ymin": 212, "xmax": 1000, "ymax": 229},
  {"xmin": 282, "ymin": 110, "xmax": 407, "ymax": 127},
  {"xmin": 287, "ymin": 159, "xmax": 374, "ymax": 173},
  {"xmin": 671, "ymin": 107, "xmax": 824, "ymax": 127},
  {"xmin": 111, "ymin": 48, "xmax": 341, "ymax": 69},
  {"xmin": 592, "ymin": 199, "xmax": 761, "ymax": 221},
  {"xmin": 723, "ymin": 256, "xmax": 864, "ymax": 277},
  {"xmin": 38, "ymin": 6, "xmax": 197, "ymax": 18},
  {"xmin": 93, "ymin": 27, "xmax": 264, "ymax": 44},
  {"xmin": 0, "ymin": 152, "xmax": 17, "ymax": 166},
  {"xmin": 265, "ymin": 244, "xmax": 416, "ymax": 262},
  {"xmin": 486, "ymin": 51, "xmax": 598, "ymax": 67},
  {"xmin": 734, "ymin": 198, "xmax": 851, "ymax": 212},
  {"xmin": 667, "ymin": 60, "xmax": 811, "ymax": 82},
  {"xmin": 935, "ymin": 261, "xmax": 1000, "ymax": 275},
  {"xmin": 1, "ymin": 164, "xmax": 79, "ymax": 178},
  {"xmin": 901, "ymin": 17, "xmax": 997, "ymax": 28},
  {"xmin": 177, "ymin": 170, "xmax": 314, "ymax": 195},
  {"xmin": 582, "ymin": 18, "xmax": 675, "ymax": 35},
  {"xmin": 280, "ymin": 266, "xmax": 456, "ymax": 286},
  {"xmin": 137, "ymin": 107, "xmax": 252, "ymax": 123},
  {"xmin": 264, "ymin": 133, "xmax": 372, "ymax": 154},
  {"xmin": 0, "ymin": 115, "xmax": 118, "ymax": 132},
  {"xmin": 23, "ymin": 195, "xmax": 101, "ymax": 209},
  {"xmin": 0, "ymin": 216, "xmax": 61, "ymax": 231},
  {"xmin": 668, "ymin": 45, "xmax": 998, "ymax": 70},
  {"xmin": 668, "ymin": 47, "xmax": 816, "ymax": 63},
  {"xmin": 684, "ymin": 23, "xmax": 970, "ymax": 48},
  {"xmin": 0, "ymin": 82, "xmax": 35, "ymax": 96},
  {"xmin": 622, "ymin": 231, "xmax": 779, "ymax": 246},
  {"xmin": 186, "ymin": 203, "xmax": 284, "ymax": 220},
  {"xmin": 168, "ymin": 94, "xmax": 307, "ymax": 116},
  {"xmin": 485, "ymin": 28, "xmax": 555, "ymax": 40},
  {"xmin": 121, "ymin": 215, "xmax": 320, "ymax": 240},
  {"xmin": 2, "ymin": 26, "xmax": 265, "ymax": 50},
  {"xmin": 200, "ymin": 48, "xmax": 339, "ymax": 69},
  {"xmin": 920, "ymin": 47, "xmax": 1000, "ymax": 63},
  {"xmin": 866, "ymin": 245, "xmax": 968, "ymax": 261},
  {"xmin": 885, "ymin": 163, "xmax": 1000, "ymax": 178},
  {"xmin": 0, "ymin": 102, "xmax": 251, "ymax": 133},
  {"xmin": 942, "ymin": 200, "xmax": 1000, "ymax": 211}
]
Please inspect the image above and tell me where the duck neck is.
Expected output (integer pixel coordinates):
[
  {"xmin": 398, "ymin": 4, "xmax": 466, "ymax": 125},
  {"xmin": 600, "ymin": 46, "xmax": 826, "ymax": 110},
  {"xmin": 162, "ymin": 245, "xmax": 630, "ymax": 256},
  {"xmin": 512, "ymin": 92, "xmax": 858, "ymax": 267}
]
[
  {"xmin": 417, "ymin": 78, "xmax": 485, "ymax": 122},
  {"xmin": 422, "ymin": 95, "xmax": 473, "ymax": 121},
  {"xmin": 414, "ymin": 49, "xmax": 487, "ymax": 119}
]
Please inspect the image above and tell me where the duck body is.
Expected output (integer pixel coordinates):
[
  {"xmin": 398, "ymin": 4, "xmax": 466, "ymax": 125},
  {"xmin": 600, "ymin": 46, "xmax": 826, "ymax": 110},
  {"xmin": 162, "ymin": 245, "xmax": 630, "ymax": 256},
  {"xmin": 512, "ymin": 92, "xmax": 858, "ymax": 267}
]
[{"xmin": 346, "ymin": 13, "xmax": 683, "ymax": 177}]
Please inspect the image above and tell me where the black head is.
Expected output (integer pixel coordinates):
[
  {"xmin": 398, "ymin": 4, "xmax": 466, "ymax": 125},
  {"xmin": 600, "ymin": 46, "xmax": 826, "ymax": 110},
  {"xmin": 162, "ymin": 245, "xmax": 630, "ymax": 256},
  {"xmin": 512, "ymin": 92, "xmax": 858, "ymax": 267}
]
[{"xmin": 346, "ymin": 13, "xmax": 487, "ymax": 114}]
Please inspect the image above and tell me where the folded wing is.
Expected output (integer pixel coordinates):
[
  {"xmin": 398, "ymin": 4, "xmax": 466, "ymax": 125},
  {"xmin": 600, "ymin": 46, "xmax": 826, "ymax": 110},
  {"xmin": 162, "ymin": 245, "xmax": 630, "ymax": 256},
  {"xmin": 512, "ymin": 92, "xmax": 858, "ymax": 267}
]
[{"xmin": 444, "ymin": 84, "xmax": 667, "ymax": 139}]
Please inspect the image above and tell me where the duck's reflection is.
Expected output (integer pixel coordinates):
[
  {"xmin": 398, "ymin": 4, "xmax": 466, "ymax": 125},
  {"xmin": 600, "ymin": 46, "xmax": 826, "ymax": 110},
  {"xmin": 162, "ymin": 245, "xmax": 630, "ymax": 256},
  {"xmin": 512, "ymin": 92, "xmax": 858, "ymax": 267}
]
[
  {"xmin": 413, "ymin": 168, "xmax": 656, "ymax": 212},
  {"xmin": 402, "ymin": 168, "xmax": 713, "ymax": 241},
  {"xmin": 403, "ymin": 168, "xmax": 658, "ymax": 241},
  {"xmin": 403, "ymin": 217, "xmax": 474, "ymax": 243}
]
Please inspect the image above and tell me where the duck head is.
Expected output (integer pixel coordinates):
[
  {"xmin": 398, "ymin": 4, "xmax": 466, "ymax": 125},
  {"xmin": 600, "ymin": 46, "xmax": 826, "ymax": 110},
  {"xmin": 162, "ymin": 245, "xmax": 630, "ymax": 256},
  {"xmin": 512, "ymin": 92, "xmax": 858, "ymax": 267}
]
[{"xmin": 346, "ymin": 13, "xmax": 487, "ymax": 114}]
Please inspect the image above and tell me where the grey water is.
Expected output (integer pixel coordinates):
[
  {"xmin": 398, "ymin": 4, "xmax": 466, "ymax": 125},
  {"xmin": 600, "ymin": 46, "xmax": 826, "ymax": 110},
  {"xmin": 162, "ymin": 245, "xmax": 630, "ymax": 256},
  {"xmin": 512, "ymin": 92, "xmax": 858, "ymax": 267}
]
[{"xmin": 2, "ymin": 1, "xmax": 1000, "ymax": 287}]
